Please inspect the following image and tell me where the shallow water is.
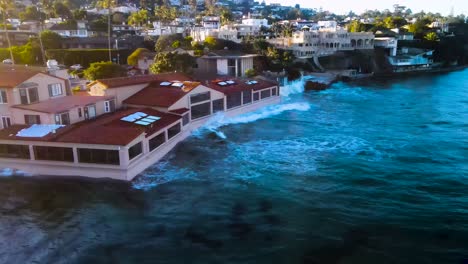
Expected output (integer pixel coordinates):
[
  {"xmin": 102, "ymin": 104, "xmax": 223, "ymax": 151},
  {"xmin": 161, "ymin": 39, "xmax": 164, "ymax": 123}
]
[{"xmin": 1, "ymin": 70, "xmax": 468, "ymax": 264}]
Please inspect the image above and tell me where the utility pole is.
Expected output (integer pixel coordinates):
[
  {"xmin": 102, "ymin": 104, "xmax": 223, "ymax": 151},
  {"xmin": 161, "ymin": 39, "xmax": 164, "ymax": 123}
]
[{"xmin": 108, "ymin": 0, "xmax": 112, "ymax": 62}]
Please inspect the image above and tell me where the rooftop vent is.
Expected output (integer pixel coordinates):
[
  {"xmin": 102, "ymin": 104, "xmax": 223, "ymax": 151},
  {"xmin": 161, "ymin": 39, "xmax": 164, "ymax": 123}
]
[{"xmin": 245, "ymin": 80, "xmax": 258, "ymax": 85}]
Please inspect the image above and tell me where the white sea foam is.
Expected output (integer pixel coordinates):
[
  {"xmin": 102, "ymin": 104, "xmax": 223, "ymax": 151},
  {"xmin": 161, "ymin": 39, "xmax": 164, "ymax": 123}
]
[
  {"xmin": 132, "ymin": 160, "xmax": 197, "ymax": 190},
  {"xmin": 202, "ymin": 102, "xmax": 311, "ymax": 134},
  {"xmin": 280, "ymin": 75, "xmax": 308, "ymax": 96}
]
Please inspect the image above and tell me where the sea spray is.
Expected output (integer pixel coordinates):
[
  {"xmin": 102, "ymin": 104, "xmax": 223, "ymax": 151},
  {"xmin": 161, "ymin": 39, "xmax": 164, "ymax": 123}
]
[
  {"xmin": 280, "ymin": 75, "xmax": 308, "ymax": 96},
  {"xmin": 200, "ymin": 102, "xmax": 312, "ymax": 138}
]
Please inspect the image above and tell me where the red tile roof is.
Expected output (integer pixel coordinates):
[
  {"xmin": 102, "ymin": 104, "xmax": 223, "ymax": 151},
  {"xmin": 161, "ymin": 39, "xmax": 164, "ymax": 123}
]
[
  {"xmin": 12, "ymin": 95, "xmax": 114, "ymax": 114},
  {"xmin": 0, "ymin": 66, "xmax": 67, "ymax": 88},
  {"xmin": 0, "ymin": 70, "xmax": 42, "ymax": 88},
  {"xmin": 92, "ymin": 72, "xmax": 193, "ymax": 89},
  {"xmin": 58, "ymin": 108, "xmax": 180, "ymax": 145},
  {"xmin": 123, "ymin": 81, "xmax": 200, "ymax": 108},
  {"xmin": 205, "ymin": 78, "xmax": 278, "ymax": 94},
  {"xmin": 0, "ymin": 108, "xmax": 181, "ymax": 146}
]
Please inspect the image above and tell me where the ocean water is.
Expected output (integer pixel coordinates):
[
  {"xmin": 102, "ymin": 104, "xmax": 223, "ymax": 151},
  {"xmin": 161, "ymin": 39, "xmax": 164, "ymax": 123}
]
[{"xmin": 1, "ymin": 70, "xmax": 468, "ymax": 264}]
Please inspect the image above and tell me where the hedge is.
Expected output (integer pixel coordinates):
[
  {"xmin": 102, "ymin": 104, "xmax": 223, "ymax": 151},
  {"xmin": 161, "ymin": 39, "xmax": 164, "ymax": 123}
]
[{"xmin": 45, "ymin": 49, "xmax": 132, "ymax": 67}]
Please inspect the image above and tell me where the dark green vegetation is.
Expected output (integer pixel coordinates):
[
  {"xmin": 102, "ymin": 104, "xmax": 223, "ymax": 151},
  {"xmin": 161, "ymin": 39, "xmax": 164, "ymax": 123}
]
[
  {"xmin": 83, "ymin": 61, "xmax": 127, "ymax": 80},
  {"xmin": 46, "ymin": 49, "xmax": 132, "ymax": 68}
]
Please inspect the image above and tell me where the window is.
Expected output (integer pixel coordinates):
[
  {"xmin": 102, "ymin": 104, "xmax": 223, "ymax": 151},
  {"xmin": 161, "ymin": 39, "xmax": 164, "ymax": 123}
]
[
  {"xmin": 84, "ymin": 104, "xmax": 96, "ymax": 120},
  {"xmin": 78, "ymin": 108, "xmax": 82, "ymax": 118},
  {"xmin": 190, "ymin": 92, "xmax": 210, "ymax": 104},
  {"xmin": 242, "ymin": 90, "xmax": 252, "ymax": 104},
  {"xmin": 149, "ymin": 133, "xmax": 165, "ymax": 151},
  {"xmin": 167, "ymin": 123, "xmax": 181, "ymax": 139},
  {"xmin": 128, "ymin": 142, "xmax": 143, "ymax": 160},
  {"xmin": 1, "ymin": 116, "xmax": 11, "ymax": 129},
  {"xmin": 191, "ymin": 102, "xmax": 211, "ymax": 120},
  {"xmin": 55, "ymin": 112, "xmax": 70, "ymax": 125},
  {"xmin": 261, "ymin": 89, "xmax": 271, "ymax": 99},
  {"xmin": 0, "ymin": 89, "xmax": 7, "ymax": 103},
  {"xmin": 226, "ymin": 92, "xmax": 242, "ymax": 109},
  {"xmin": 182, "ymin": 113, "xmax": 190, "ymax": 126},
  {"xmin": 48, "ymin": 83, "xmax": 63, "ymax": 97},
  {"xmin": 0, "ymin": 144, "xmax": 30, "ymax": 159},
  {"xmin": 104, "ymin": 100, "xmax": 116, "ymax": 113},
  {"xmin": 272, "ymin": 87, "xmax": 277, "ymax": 96},
  {"xmin": 19, "ymin": 87, "xmax": 39, "ymax": 104},
  {"xmin": 78, "ymin": 148, "xmax": 120, "ymax": 165},
  {"xmin": 212, "ymin": 98, "xmax": 224, "ymax": 112},
  {"xmin": 24, "ymin": 115, "xmax": 41, "ymax": 125},
  {"xmin": 34, "ymin": 146, "xmax": 73, "ymax": 162},
  {"xmin": 253, "ymin": 92, "xmax": 259, "ymax": 101},
  {"xmin": 228, "ymin": 59, "xmax": 236, "ymax": 76}
]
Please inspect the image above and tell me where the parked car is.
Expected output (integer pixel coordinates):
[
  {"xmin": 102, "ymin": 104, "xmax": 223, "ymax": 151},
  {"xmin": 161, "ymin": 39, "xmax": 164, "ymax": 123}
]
[{"xmin": 2, "ymin": 59, "xmax": 13, "ymax": 64}]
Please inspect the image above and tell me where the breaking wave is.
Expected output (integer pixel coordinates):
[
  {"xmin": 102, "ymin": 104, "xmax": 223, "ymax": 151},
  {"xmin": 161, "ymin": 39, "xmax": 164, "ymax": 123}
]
[
  {"xmin": 201, "ymin": 102, "xmax": 311, "ymax": 137},
  {"xmin": 132, "ymin": 160, "xmax": 198, "ymax": 190}
]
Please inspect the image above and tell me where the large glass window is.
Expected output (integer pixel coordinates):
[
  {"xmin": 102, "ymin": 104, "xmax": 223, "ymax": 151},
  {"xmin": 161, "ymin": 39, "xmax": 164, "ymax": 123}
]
[
  {"xmin": 212, "ymin": 98, "xmax": 224, "ymax": 112},
  {"xmin": 182, "ymin": 113, "xmax": 189, "ymax": 126},
  {"xmin": 149, "ymin": 133, "xmax": 165, "ymax": 151},
  {"xmin": 48, "ymin": 83, "xmax": 63, "ymax": 97},
  {"xmin": 19, "ymin": 87, "xmax": 39, "ymax": 104},
  {"xmin": 226, "ymin": 92, "xmax": 242, "ymax": 109},
  {"xmin": 34, "ymin": 146, "xmax": 73, "ymax": 162},
  {"xmin": 104, "ymin": 100, "xmax": 115, "ymax": 113},
  {"xmin": 78, "ymin": 148, "xmax": 120, "ymax": 165},
  {"xmin": 128, "ymin": 142, "xmax": 142, "ymax": 160},
  {"xmin": 253, "ymin": 92, "xmax": 259, "ymax": 101},
  {"xmin": 261, "ymin": 89, "xmax": 271, "ymax": 99},
  {"xmin": 24, "ymin": 115, "xmax": 41, "ymax": 125},
  {"xmin": 0, "ymin": 89, "xmax": 7, "ymax": 103},
  {"xmin": 242, "ymin": 90, "xmax": 252, "ymax": 104},
  {"xmin": 190, "ymin": 92, "xmax": 210, "ymax": 104},
  {"xmin": 0, "ymin": 144, "xmax": 30, "ymax": 159},
  {"xmin": 84, "ymin": 105, "xmax": 96, "ymax": 120},
  {"xmin": 272, "ymin": 87, "xmax": 277, "ymax": 96},
  {"xmin": 167, "ymin": 123, "xmax": 181, "ymax": 139},
  {"xmin": 191, "ymin": 102, "xmax": 211, "ymax": 120},
  {"xmin": 228, "ymin": 59, "xmax": 236, "ymax": 76},
  {"xmin": 1, "ymin": 116, "xmax": 11, "ymax": 129},
  {"xmin": 55, "ymin": 112, "xmax": 70, "ymax": 125}
]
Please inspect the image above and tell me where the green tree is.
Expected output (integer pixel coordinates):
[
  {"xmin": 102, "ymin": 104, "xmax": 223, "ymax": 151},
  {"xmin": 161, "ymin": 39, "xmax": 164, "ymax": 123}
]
[
  {"xmin": 73, "ymin": 9, "xmax": 87, "ymax": 20},
  {"xmin": 149, "ymin": 52, "xmax": 195, "ymax": 74},
  {"xmin": 154, "ymin": 5, "xmax": 177, "ymax": 25},
  {"xmin": 155, "ymin": 34, "xmax": 182, "ymax": 52},
  {"xmin": 127, "ymin": 48, "xmax": 150, "ymax": 66},
  {"xmin": 220, "ymin": 8, "xmax": 232, "ymax": 25},
  {"xmin": 408, "ymin": 18, "xmax": 430, "ymax": 37},
  {"xmin": 348, "ymin": 20, "xmax": 366, "ymax": 32},
  {"xmin": 424, "ymin": 32, "xmax": 439, "ymax": 41},
  {"xmin": 53, "ymin": 2, "xmax": 72, "ymax": 19},
  {"xmin": 245, "ymin": 68, "xmax": 256, "ymax": 77},
  {"xmin": 40, "ymin": 30, "xmax": 62, "ymax": 50},
  {"xmin": 19, "ymin": 6, "xmax": 45, "ymax": 21},
  {"xmin": 204, "ymin": 36, "xmax": 217, "ymax": 49},
  {"xmin": 128, "ymin": 9, "xmax": 148, "ymax": 28},
  {"xmin": 83, "ymin": 61, "xmax": 127, "ymax": 80}
]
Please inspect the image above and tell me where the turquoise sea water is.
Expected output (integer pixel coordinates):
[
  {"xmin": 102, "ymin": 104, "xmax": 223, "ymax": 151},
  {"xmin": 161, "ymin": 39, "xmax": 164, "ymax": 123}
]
[{"xmin": 1, "ymin": 70, "xmax": 468, "ymax": 264}]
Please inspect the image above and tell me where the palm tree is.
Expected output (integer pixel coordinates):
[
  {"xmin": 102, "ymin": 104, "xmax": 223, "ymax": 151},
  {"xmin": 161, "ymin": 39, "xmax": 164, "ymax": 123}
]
[
  {"xmin": 0, "ymin": 0, "xmax": 14, "ymax": 64},
  {"xmin": 97, "ymin": 0, "xmax": 117, "ymax": 62}
]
